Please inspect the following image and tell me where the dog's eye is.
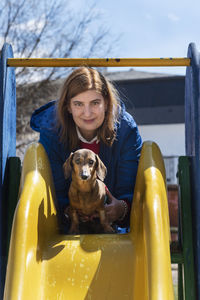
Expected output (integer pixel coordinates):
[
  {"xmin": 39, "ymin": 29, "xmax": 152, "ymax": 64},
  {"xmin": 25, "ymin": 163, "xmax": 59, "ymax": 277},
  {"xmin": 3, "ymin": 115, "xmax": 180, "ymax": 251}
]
[
  {"xmin": 88, "ymin": 159, "xmax": 94, "ymax": 166},
  {"xmin": 75, "ymin": 158, "xmax": 81, "ymax": 164}
]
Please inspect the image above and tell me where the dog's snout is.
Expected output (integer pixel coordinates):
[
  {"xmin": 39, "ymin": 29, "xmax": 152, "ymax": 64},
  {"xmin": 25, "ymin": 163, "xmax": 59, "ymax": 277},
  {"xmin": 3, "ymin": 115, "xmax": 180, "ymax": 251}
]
[
  {"xmin": 80, "ymin": 168, "xmax": 90, "ymax": 180},
  {"xmin": 81, "ymin": 174, "xmax": 89, "ymax": 180}
]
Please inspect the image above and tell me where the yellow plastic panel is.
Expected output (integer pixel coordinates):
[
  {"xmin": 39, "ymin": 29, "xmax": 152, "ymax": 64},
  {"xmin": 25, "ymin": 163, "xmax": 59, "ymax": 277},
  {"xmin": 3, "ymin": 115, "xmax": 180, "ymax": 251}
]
[{"xmin": 4, "ymin": 141, "xmax": 174, "ymax": 300}]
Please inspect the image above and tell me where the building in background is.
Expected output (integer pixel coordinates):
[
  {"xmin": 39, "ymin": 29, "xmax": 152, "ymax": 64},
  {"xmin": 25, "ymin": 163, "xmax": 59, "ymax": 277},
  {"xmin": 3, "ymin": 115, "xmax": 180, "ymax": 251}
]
[{"xmin": 106, "ymin": 68, "xmax": 185, "ymax": 238}]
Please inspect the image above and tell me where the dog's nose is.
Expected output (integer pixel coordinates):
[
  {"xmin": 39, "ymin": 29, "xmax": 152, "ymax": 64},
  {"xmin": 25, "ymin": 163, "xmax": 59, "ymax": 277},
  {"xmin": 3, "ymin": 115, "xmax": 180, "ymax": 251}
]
[{"xmin": 81, "ymin": 174, "xmax": 89, "ymax": 180}]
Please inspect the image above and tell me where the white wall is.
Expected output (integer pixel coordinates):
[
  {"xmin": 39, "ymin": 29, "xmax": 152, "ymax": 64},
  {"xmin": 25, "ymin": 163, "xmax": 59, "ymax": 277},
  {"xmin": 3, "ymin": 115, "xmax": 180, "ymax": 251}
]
[{"xmin": 138, "ymin": 123, "xmax": 185, "ymax": 156}]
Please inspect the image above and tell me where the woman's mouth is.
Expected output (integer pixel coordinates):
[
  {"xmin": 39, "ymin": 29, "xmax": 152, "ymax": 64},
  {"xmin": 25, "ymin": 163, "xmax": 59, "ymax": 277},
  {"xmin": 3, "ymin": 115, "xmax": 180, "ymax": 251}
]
[{"xmin": 83, "ymin": 119, "xmax": 95, "ymax": 124}]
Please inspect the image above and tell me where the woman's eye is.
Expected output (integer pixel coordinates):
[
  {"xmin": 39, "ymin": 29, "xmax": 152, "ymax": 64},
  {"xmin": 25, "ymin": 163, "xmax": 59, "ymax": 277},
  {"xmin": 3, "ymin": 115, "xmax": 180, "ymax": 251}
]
[
  {"xmin": 93, "ymin": 101, "xmax": 100, "ymax": 106},
  {"xmin": 74, "ymin": 102, "xmax": 82, "ymax": 107}
]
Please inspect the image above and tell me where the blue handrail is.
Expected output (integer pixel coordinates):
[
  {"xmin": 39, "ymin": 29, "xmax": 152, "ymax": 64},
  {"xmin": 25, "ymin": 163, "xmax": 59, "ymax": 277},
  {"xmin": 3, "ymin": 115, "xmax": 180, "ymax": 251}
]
[
  {"xmin": 0, "ymin": 43, "xmax": 16, "ymax": 299},
  {"xmin": 185, "ymin": 42, "xmax": 200, "ymax": 299}
]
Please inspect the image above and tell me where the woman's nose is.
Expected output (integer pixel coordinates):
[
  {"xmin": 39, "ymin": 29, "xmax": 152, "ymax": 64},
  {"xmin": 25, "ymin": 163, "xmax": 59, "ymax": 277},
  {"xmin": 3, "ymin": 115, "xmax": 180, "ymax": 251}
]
[{"xmin": 83, "ymin": 105, "xmax": 92, "ymax": 117}]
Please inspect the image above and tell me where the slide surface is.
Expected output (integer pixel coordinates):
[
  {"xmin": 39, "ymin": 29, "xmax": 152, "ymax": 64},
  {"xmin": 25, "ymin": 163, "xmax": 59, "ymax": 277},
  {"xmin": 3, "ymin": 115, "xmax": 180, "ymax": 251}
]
[{"xmin": 3, "ymin": 141, "xmax": 174, "ymax": 300}]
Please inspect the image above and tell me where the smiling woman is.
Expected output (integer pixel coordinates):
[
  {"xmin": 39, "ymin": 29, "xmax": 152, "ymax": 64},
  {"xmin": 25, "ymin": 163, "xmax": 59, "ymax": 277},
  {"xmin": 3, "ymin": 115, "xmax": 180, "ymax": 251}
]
[
  {"xmin": 57, "ymin": 67, "xmax": 119, "ymax": 151},
  {"xmin": 30, "ymin": 67, "xmax": 142, "ymax": 233}
]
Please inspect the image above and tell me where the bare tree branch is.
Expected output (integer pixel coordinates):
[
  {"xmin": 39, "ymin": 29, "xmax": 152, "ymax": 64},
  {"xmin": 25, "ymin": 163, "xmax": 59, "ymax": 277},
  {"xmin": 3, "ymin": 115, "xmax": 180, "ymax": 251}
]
[{"xmin": 0, "ymin": 0, "xmax": 119, "ymax": 85}]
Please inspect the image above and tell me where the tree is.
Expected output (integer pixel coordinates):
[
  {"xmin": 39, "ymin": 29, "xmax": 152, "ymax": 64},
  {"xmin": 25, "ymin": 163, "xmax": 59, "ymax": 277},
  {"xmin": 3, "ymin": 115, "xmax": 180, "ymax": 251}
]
[
  {"xmin": 0, "ymin": 0, "xmax": 116, "ymax": 85},
  {"xmin": 0, "ymin": 0, "xmax": 119, "ymax": 158}
]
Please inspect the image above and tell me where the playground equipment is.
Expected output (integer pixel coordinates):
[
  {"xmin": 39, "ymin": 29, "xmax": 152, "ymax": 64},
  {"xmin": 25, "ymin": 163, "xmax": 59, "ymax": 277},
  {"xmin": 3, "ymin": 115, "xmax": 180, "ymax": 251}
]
[
  {"xmin": 0, "ymin": 42, "xmax": 199, "ymax": 299},
  {"xmin": 3, "ymin": 141, "xmax": 174, "ymax": 300}
]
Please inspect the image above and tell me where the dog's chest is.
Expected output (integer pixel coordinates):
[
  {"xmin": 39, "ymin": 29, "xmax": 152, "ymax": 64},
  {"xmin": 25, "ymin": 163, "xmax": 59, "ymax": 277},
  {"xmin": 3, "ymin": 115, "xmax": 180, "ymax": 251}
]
[{"xmin": 69, "ymin": 186, "xmax": 104, "ymax": 215}]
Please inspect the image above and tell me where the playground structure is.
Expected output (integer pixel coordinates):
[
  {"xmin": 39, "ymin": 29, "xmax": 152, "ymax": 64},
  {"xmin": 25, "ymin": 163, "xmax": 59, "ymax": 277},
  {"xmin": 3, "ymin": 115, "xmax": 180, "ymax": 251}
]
[{"xmin": 0, "ymin": 43, "xmax": 199, "ymax": 299}]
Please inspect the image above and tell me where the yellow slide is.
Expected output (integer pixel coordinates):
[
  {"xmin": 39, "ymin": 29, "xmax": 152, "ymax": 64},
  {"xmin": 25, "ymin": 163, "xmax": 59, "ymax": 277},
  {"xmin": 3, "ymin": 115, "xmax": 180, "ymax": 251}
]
[{"xmin": 3, "ymin": 141, "xmax": 174, "ymax": 300}]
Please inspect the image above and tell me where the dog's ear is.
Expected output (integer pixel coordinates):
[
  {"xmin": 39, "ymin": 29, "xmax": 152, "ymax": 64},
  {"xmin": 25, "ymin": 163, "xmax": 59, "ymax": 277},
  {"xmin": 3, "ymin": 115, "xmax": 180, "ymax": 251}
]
[
  {"xmin": 63, "ymin": 152, "xmax": 74, "ymax": 179},
  {"xmin": 95, "ymin": 155, "xmax": 107, "ymax": 181}
]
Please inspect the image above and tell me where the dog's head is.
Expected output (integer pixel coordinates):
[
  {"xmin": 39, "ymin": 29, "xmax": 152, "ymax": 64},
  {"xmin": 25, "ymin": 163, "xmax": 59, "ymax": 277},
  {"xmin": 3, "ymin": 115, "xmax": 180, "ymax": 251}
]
[{"xmin": 63, "ymin": 149, "xmax": 107, "ymax": 181}]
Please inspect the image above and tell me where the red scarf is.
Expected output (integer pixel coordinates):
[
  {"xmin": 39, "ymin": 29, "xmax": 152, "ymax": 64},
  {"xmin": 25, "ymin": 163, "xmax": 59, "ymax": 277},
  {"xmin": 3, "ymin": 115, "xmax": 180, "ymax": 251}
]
[{"xmin": 80, "ymin": 141, "xmax": 100, "ymax": 154}]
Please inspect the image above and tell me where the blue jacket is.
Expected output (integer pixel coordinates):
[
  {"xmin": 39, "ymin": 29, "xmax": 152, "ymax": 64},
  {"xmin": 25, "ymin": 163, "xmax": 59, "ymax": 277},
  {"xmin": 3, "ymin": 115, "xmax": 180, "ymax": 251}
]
[{"xmin": 30, "ymin": 100, "xmax": 142, "ymax": 213}]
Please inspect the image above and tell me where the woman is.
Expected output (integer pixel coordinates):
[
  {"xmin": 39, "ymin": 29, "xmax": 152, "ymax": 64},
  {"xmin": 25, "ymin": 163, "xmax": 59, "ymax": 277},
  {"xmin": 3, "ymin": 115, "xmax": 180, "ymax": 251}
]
[{"xmin": 30, "ymin": 67, "xmax": 142, "ymax": 232}]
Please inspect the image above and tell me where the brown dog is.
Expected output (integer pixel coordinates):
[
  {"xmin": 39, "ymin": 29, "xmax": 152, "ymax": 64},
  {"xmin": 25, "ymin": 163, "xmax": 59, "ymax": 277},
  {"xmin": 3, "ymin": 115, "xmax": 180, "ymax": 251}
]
[{"xmin": 63, "ymin": 149, "xmax": 114, "ymax": 234}]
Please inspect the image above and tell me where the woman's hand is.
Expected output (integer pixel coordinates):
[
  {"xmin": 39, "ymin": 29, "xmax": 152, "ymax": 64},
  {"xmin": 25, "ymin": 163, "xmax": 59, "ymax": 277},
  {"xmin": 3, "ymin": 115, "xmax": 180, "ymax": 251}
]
[{"xmin": 105, "ymin": 189, "xmax": 126, "ymax": 223}]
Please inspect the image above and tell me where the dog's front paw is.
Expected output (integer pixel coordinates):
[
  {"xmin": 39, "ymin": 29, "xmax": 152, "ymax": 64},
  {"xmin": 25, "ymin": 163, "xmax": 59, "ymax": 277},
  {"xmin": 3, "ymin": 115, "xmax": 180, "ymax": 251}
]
[
  {"xmin": 103, "ymin": 224, "xmax": 115, "ymax": 233},
  {"xmin": 68, "ymin": 225, "xmax": 79, "ymax": 234}
]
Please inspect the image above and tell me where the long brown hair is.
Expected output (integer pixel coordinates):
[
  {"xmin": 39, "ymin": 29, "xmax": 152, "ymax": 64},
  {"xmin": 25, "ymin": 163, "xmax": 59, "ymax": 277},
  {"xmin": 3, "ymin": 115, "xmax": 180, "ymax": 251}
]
[{"xmin": 57, "ymin": 67, "xmax": 120, "ymax": 150}]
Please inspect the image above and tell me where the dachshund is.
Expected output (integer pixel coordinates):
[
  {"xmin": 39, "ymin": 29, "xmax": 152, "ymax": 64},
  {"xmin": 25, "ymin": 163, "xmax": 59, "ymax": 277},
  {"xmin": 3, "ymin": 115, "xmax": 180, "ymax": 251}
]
[{"xmin": 63, "ymin": 149, "xmax": 114, "ymax": 234}]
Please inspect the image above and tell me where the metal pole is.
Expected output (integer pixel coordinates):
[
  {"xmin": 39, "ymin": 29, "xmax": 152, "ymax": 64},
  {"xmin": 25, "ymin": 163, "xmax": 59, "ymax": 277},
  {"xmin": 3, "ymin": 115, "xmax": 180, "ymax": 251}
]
[{"xmin": 7, "ymin": 57, "xmax": 190, "ymax": 67}]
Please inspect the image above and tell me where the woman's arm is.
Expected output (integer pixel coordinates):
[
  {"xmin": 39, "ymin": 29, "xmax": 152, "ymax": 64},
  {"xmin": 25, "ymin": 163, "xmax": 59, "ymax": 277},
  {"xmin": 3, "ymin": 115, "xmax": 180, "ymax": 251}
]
[
  {"xmin": 106, "ymin": 121, "xmax": 142, "ymax": 225},
  {"xmin": 39, "ymin": 130, "xmax": 70, "ymax": 211}
]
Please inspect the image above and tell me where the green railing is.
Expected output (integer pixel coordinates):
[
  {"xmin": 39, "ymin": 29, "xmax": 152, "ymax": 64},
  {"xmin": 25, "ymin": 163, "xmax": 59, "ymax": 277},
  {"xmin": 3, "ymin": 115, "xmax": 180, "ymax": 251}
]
[{"xmin": 170, "ymin": 157, "xmax": 196, "ymax": 299}]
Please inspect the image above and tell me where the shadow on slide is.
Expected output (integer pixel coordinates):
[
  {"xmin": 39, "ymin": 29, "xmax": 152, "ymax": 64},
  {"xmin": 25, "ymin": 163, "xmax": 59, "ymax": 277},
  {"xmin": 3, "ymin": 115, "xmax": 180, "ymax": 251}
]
[{"xmin": 3, "ymin": 141, "xmax": 174, "ymax": 300}]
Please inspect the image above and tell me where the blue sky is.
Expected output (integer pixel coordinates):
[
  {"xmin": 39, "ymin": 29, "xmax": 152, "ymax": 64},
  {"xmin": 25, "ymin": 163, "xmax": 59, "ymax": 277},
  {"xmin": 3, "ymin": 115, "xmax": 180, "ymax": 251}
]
[{"xmin": 71, "ymin": 0, "xmax": 200, "ymax": 75}]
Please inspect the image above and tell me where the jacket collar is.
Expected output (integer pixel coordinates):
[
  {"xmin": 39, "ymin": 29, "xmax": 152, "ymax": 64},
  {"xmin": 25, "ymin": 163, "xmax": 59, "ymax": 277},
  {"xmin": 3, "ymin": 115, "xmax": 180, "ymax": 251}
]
[{"xmin": 76, "ymin": 126, "xmax": 99, "ymax": 144}]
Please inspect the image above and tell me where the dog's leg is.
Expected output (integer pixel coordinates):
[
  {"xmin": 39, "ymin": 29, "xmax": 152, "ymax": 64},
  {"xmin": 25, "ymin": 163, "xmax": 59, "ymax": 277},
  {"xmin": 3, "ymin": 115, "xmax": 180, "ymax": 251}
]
[
  {"xmin": 99, "ymin": 210, "xmax": 114, "ymax": 233},
  {"xmin": 69, "ymin": 210, "xmax": 79, "ymax": 234}
]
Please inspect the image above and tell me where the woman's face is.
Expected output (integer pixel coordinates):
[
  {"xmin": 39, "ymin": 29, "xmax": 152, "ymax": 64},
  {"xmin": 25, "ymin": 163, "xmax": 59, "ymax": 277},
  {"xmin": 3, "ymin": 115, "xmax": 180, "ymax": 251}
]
[{"xmin": 69, "ymin": 89, "xmax": 107, "ymax": 140}]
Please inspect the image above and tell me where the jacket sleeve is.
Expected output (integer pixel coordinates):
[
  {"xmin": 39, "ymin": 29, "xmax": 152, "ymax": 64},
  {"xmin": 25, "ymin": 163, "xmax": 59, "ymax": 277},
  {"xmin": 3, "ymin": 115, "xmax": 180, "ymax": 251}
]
[
  {"xmin": 114, "ymin": 121, "xmax": 142, "ymax": 205},
  {"xmin": 39, "ymin": 130, "xmax": 70, "ymax": 212}
]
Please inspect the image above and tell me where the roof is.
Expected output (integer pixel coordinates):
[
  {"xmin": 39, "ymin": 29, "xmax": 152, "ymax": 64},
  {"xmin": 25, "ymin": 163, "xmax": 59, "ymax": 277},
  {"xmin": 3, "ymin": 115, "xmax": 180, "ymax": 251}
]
[{"xmin": 104, "ymin": 68, "xmax": 184, "ymax": 82}]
